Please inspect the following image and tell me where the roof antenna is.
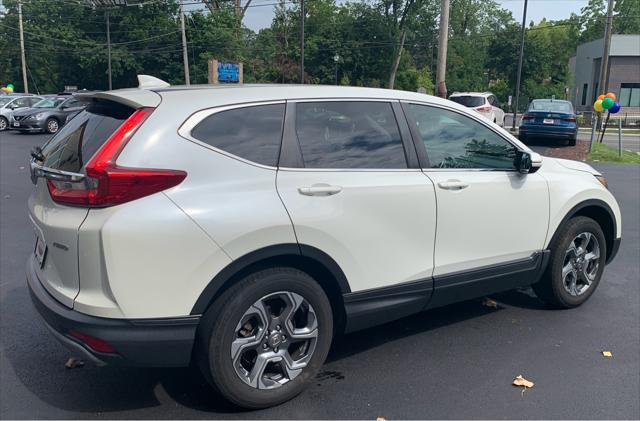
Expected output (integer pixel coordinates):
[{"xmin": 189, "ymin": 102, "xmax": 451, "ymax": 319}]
[{"xmin": 137, "ymin": 75, "xmax": 170, "ymax": 89}]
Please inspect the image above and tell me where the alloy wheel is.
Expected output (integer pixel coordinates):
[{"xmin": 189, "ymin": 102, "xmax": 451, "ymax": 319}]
[
  {"xmin": 0, "ymin": 118, "xmax": 6, "ymax": 131},
  {"xmin": 47, "ymin": 119, "xmax": 59, "ymax": 133},
  {"xmin": 231, "ymin": 291, "xmax": 318, "ymax": 390},
  {"xmin": 562, "ymin": 232, "xmax": 600, "ymax": 296}
]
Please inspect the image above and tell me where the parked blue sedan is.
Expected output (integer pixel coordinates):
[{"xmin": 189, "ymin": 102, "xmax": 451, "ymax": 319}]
[{"xmin": 519, "ymin": 99, "xmax": 578, "ymax": 145}]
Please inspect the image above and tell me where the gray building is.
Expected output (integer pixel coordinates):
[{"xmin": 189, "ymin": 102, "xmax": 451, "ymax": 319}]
[{"xmin": 569, "ymin": 34, "xmax": 640, "ymax": 112}]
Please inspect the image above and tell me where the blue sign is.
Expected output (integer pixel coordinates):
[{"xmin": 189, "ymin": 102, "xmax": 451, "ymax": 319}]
[{"xmin": 218, "ymin": 62, "xmax": 240, "ymax": 83}]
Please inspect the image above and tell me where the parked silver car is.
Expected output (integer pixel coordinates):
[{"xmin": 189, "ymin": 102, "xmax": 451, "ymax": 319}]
[{"xmin": 0, "ymin": 95, "xmax": 43, "ymax": 131}]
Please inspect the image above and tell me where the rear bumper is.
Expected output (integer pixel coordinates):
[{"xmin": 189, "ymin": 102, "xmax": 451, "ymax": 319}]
[
  {"xmin": 26, "ymin": 256, "xmax": 200, "ymax": 367},
  {"xmin": 519, "ymin": 125, "xmax": 577, "ymax": 139}
]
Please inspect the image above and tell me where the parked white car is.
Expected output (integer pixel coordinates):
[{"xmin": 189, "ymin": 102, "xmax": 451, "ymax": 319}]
[
  {"xmin": 27, "ymin": 77, "xmax": 621, "ymax": 408},
  {"xmin": 0, "ymin": 94, "xmax": 43, "ymax": 130},
  {"xmin": 449, "ymin": 91, "xmax": 505, "ymax": 126}
]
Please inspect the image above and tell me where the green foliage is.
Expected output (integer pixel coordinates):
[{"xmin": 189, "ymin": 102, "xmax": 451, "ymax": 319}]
[
  {"xmin": 0, "ymin": 0, "xmax": 637, "ymax": 97},
  {"xmin": 589, "ymin": 142, "xmax": 640, "ymax": 164}
]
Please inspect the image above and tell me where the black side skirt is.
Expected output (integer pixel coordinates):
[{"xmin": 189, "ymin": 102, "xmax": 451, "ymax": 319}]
[{"xmin": 343, "ymin": 251, "xmax": 549, "ymax": 333}]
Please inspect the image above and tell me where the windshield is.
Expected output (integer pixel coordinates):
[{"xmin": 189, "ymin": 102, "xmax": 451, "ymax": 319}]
[
  {"xmin": 0, "ymin": 97, "xmax": 14, "ymax": 107},
  {"xmin": 530, "ymin": 100, "xmax": 573, "ymax": 113},
  {"xmin": 33, "ymin": 98, "xmax": 63, "ymax": 108},
  {"xmin": 449, "ymin": 96, "xmax": 486, "ymax": 108}
]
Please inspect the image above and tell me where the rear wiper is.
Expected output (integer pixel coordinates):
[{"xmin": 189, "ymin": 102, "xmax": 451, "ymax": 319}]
[{"xmin": 30, "ymin": 146, "xmax": 44, "ymax": 162}]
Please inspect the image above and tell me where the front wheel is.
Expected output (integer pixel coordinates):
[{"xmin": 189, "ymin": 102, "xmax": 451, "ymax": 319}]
[
  {"xmin": 533, "ymin": 216, "xmax": 606, "ymax": 308},
  {"xmin": 0, "ymin": 116, "xmax": 8, "ymax": 131},
  {"xmin": 45, "ymin": 118, "xmax": 59, "ymax": 134},
  {"xmin": 197, "ymin": 267, "xmax": 333, "ymax": 409}
]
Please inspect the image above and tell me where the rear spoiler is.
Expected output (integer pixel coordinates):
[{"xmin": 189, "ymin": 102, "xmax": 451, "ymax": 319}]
[{"xmin": 74, "ymin": 89, "xmax": 161, "ymax": 109}]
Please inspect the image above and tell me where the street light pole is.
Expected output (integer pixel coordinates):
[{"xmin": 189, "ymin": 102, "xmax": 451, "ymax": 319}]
[
  {"xmin": 300, "ymin": 0, "xmax": 304, "ymax": 83},
  {"xmin": 106, "ymin": 11, "xmax": 112, "ymax": 90},
  {"xmin": 179, "ymin": 0, "xmax": 191, "ymax": 85},
  {"xmin": 511, "ymin": 0, "xmax": 528, "ymax": 131},
  {"xmin": 334, "ymin": 54, "xmax": 339, "ymax": 85},
  {"xmin": 18, "ymin": 0, "xmax": 28, "ymax": 93}
]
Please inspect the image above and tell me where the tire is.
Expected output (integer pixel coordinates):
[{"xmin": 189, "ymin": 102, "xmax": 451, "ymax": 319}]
[
  {"xmin": 0, "ymin": 116, "xmax": 7, "ymax": 131},
  {"xmin": 196, "ymin": 267, "xmax": 333, "ymax": 409},
  {"xmin": 533, "ymin": 216, "xmax": 606, "ymax": 308},
  {"xmin": 568, "ymin": 137, "xmax": 577, "ymax": 146},
  {"xmin": 45, "ymin": 118, "xmax": 59, "ymax": 134}
]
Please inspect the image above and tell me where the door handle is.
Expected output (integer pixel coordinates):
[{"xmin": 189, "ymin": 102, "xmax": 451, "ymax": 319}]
[
  {"xmin": 437, "ymin": 179, "xmax": 469, "ymax": 190},
  {"xmin": 298, "ymin": 184, "xmax": 343, "ymax": 196}
]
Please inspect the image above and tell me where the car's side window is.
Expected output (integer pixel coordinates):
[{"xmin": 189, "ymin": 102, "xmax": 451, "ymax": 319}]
[
  {"xmin": 28, "ymin": 98, "xmax": 41, "ymax": 106},
  {"xmin": 405, "ymin": 103, "xmax": 517, "ymax": 169},
  {"xmin": 63, "ymin": 99, "xmax": 81, "ymax": 108},
  {"xmin": 190, "ymin": 103, "xmax": 285, "ymax": 167},
  {"xmin": 13, "ymin": 98, "xmax": 30, "ymax": 108},
  {"xmin": 294, "ymin": 101, "xmax": 407, "ymax": 169}
]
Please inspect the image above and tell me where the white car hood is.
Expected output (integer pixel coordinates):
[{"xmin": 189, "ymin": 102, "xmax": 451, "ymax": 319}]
[{"xmin": 551, "ymin": 157, "xmax": 601, "ymax": 175}]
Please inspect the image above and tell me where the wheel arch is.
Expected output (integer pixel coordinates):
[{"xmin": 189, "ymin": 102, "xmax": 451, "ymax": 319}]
[
  {"xmin": 548, "ymin": 199, "xmax": 617, "ymax": 264},
  {"xmin": 190, "ymin": 244, "xmax": 350, "ymax": 333}
]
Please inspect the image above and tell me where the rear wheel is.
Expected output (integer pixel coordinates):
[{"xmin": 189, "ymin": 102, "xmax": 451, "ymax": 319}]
[
  {"xmin": 533, "ymin": 216, "xmax": 606, "ymax": 308},
  {"xmin": 568, "ymin": 137, "xmax": 577, "ymax": 146},
  {"xmin": 0, "ymin": 116, "xmax": 7, "ymax": 131},
  {"xmin": 197, "ymin": 267, "xmax": 333, "ymax": 409},
  {"xmin": 45, "ymin": 118, "xmax": 59, "ymax": 134}
]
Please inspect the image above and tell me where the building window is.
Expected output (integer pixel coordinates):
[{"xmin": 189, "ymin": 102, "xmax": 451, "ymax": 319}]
[
  {"xmin": 581, "ymin": 83, "xmax": 588, "ymax": 106},
  {"xmin": 619, "ymin": 83, "xmax": 640, "ymax": 107}
]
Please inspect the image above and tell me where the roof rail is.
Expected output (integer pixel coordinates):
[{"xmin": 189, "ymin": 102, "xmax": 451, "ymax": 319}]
[{"xmin": 137, "ymin": 75, "xmax": 170, "ymax": 89}]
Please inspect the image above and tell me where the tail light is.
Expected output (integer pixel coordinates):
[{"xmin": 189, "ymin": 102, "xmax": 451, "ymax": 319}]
[
  {"xmin": 521, "ymin": 114, "xmax": 534, "ymax": 120},
  {"xmin": 475, "ymin": 105, "xmax": 492, "ymax": 112},
  {"xmin": 47, "ymin": 107, "xmax": 187, "ymax": 207},
  {"xmin": 563, "ymin": 116, "xmax": 577, "ymax": 122}
]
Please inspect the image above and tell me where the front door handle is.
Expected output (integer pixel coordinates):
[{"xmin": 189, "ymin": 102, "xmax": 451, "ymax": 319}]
[
  {"xmin": 437, "ymin": 179, "xmax": 468, "ymax": 190},
  {"xmin": 298, "ymin": 184, "xmax": 343, "ymax": 196}
]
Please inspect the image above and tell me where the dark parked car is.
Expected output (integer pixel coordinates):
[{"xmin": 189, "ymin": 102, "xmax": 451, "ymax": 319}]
[
  {"xmin": 11, "ymin": 96, "xmax": 86, "ymax": 134},
  {"xmin": 519, "ymin": 99, "xmax": 578, "ymax": 145}
]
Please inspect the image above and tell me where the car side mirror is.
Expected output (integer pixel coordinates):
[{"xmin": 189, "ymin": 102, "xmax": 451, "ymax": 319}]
[{"xmin": 515, "ymin": 150, "xmax": 542, "ymax": 174}]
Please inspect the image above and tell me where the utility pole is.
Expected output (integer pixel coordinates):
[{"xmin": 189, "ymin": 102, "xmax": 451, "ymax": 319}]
[
  {"xmin": 435, "ymin": 0, "xmax": 450, "ymax": 98},
  {"xmin": 18, "ymin": 0, "xmax": 28, "ymax": 93},
  {"xmin": 511, "ymin": 0, "xmax": 528, "ymax": 131},
  {"xmin": 179, "ymin": 0, "xmax": 190, "ymax": 85},
  {"xmin": 300, "ymin": 0, "xmax": 305, "ymax": 83},
  {"xmin": 106, "ymin": 11, "xmax": 112, "ymax": 90},
  {"xmin": 598, "ymin": 0, "xmax": 615, "ymax": 96}
]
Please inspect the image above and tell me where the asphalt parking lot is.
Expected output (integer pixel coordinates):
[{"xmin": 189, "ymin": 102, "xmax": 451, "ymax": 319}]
[{"xmin": 1, "ymin": 130, "xmax": 639, "ymax": 419}]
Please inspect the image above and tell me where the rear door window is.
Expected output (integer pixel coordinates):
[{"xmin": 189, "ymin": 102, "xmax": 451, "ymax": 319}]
[
  {"xmin": 41, "ymin": 101, "xmax": 133, "ymax": 173},
  {"xmin": 190, "ymin": 103, "xmax": 285, "ymax": 167},
  {"xmin": 449, "ymin": 96, "xmax": 485, "ymax": 108},
  {"xmin": 294, "ymin": 101, "xmax": 407, "ymax": 169}
]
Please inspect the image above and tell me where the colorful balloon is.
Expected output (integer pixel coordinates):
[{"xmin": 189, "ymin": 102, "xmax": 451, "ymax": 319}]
[
  {"xmin": 605, "ymin": 92, "xmax": 616, "ymax": 101},
  {"xmin": 597, "ymin": 94, "xmax": 606, "ymax": 101},
  {"xmin": 6, "ymin": 83, "xmax": 14, "ymax": 89},
  {"xmin": 609, "ymin": 102, "xmax": 621, "ymax": 114},
  {"xmin": 602, "ymin": 97, "xmax": 615, "ymax": 110},
  {"xmin": 594, "ymin": 100, "xmax": 604, "ymax": 112}
]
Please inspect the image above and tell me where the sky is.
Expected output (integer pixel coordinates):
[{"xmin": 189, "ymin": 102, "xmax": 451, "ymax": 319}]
[{"xmin": 243, "ymin": 0, "xmax": 590, "ymax": 31}]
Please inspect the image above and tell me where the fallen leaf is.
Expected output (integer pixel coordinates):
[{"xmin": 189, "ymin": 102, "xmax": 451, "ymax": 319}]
[
  {"xmin": 482, "ymin": 297, "xmax": 498, "ymax": 309},
  {"xmin": 513, "ymin": 374, "xmax": 534, "ymax": 388},
  {"xmin": 602, "ymin": 351, "xmax": 613, "ymax": 357},
  {"xmin": 65, "ymin": 357, "xmax": 85, "ymax": 369}
]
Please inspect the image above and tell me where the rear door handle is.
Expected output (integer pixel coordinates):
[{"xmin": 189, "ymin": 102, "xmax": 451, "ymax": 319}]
[
  {"xmin": 298, "ymin": 184, "xmax": 343, "ymax": 196},
  {"xmin": 437, "ymin": 179, "xmax": 468, "ymax": 190}
]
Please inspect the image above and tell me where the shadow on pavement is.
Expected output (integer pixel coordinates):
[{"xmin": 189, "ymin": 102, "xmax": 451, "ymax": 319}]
[{"xmin": 1, "ymin": 283, "xmax": 544, "ymax": 416}]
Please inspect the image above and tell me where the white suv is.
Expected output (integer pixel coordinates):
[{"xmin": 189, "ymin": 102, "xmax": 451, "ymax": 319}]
[
  {"xmin": 449, "ymin": 91, "xmax": 505, "ymax": 126},
  {"xmin": 27, "ymin": 77, "xmax": 621, "ymax": 408}
]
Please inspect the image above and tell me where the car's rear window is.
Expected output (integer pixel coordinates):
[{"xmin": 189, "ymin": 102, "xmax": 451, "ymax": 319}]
[
  {"xmin": 529, "ymin": 100, "xmax": 573, "ymax": 113},
  {"xmin": 449, "ymin": 96, "xmax": 486, "ymax": 108},
  {"xmin": 41, "ymin": 100, "xmax": 134, "ymax": 173}
]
